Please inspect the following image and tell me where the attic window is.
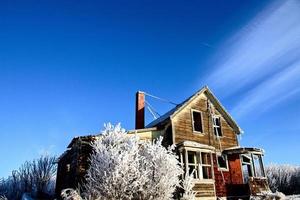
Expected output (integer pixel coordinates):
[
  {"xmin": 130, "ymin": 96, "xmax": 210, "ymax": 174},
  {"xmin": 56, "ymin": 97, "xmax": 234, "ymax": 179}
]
[
  {"xmin": 66, "ymin": 164, "xmax": 71, "ymax": 172},
  {"xmin": 213, "ymin": 116, "xmax": 222, "ymax": 137},
  {"xmin": 192, "ymin": 110, "xmax": 203, "ymax": 133}
]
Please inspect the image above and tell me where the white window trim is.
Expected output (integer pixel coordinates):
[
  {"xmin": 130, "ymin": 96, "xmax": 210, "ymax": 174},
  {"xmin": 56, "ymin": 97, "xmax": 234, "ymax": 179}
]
[
  {"xmin": 187, "ymin": 151, "xmax": 199, "ymax": 179},
  {"xmin": 200, "ymin": 152, "xmax": 213, "ymax": 179},
  {"xmin": 66, "ymin": 164, "xmax": 71, "ymax": 172},
  {"xmin": 191, "ymin": 109, "xmax": 204, "ymax": 134},
  {"xmin": 183, "ymin": 148, "xmax": 214, "ymax": 182},
  {"xmin": 213, "ymin": 115, "xmax": 223, "ymax": 137},
  {"xmin": 240, "ymin": 154, "xmax": 254, "ymax": 183},
  {"xmin": 216, "ymin": 153, "xmax": 229, "ymax": 171}
]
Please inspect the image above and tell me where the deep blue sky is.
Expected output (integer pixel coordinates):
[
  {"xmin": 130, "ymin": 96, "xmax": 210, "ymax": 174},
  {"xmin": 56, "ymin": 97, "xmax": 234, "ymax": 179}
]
[{"xmin": 1, "ymin": 0, "xmax": 300, "ymax": 178}]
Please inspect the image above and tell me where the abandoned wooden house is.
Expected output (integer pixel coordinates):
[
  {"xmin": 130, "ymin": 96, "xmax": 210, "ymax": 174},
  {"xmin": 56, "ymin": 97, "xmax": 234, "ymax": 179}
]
[{"xmin": 56, "ymin": 86, "xmax": 270, "ymax": 199}]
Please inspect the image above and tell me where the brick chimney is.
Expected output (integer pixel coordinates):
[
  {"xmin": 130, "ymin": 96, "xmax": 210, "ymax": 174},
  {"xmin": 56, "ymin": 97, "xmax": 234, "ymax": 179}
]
[{"xmin": 135, "ymin": 91, "xmax": 145, "ymax": 129}]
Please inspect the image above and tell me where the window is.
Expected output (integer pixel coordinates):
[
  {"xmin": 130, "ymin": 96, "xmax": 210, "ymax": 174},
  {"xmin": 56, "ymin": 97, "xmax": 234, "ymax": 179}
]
[
  {"xmin": 241, "ymin": 155, "xmax": 253, "ymax": 183},
  {"xmin": 201, "ymin": 152, "xmax": 213, "ymax": 179},
  {"xmin": 217, "ymin": 154, "xmax": 228, "ymax": 170},
  {"xmin": 187, "ymin": 151, "xmax": 199, "ymax": 178},
  {"xmin": 66, "ymin": 164, "xmax": 71, "ymax": 172},
  {"xmin": 184, "ymin": 150, "xmax": 213, "ymax": 180},
  {"xmin": 192, "ymin": 110, "xmax": 203, "ymax": 133},
  {"xmin": 240, "ymin": 153, "xmax": 266, "ymax": 183},
  {"xmin": 213, "ymin": 116, "xmax": 222, "ymax": 137},
  {"xmin": 253, "ymin": 154, "xmax": 265, "ymax": 177}
]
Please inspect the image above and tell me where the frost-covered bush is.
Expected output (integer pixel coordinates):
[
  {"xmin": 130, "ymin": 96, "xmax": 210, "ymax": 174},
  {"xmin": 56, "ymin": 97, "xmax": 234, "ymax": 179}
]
[
  {"xmin": 266, "ymin": 164, "xmax": 300, "ymax": 195},
  {"xmin": 180, "ymin": 171, "xmax": 196, "ymax": 200},
  {"xmin": 0, "ymin": 195, "xmax": 7, "ymax": 200},
  {"xmin": 0, "ymin": 155, "xmax": 56, "ymax": 200},
  {"xmin": 61, "ymin": 188, "xmax": 82, "ymax": 200},
  {"xmin": 83, "ymin": 123, "xmax": 183, "ymax": 200},
  {"xmin": 138, "ymin": 137, "xmax": 183, "ymax": 200},
  {"xmin": 250, "ymin": 191, "xmax": 285, "ymax": 200}
]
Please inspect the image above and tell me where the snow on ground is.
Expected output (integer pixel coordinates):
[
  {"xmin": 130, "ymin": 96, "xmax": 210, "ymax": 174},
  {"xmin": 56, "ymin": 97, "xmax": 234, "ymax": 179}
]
[
  {"xmin": 250, "ymin": 192, "xmax": 300, "ymax": 200},
  {"xmin": 21, "ymin": 193, "xmax": 34, "ymax": 200},
  {"xmin": 285, "ymin": 195, "xmax": 300, "ymax": 200}
]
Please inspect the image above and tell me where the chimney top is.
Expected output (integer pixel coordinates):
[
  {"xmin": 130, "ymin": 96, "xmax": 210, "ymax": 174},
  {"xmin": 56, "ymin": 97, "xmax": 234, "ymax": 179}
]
[{"xmin": 135, "ymin": 91, "xmax": 145, "ymax": 129}]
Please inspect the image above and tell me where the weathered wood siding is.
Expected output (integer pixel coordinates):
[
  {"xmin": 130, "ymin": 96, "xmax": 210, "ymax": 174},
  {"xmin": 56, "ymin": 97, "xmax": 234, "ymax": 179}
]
[
  {"xmin": 128, "ymin": 128, "xmax": 164, "ymax": 141},
  {"xmin": 172, "ymin": 92, "xmax": 238, "ymax": 150},
  {"xmin": 194, "ymin": 183, "xmax": 215, "ymax": 198},
  {"xmin": 55, "ymin": 136, "xmax": 95, "ymax": 196}
]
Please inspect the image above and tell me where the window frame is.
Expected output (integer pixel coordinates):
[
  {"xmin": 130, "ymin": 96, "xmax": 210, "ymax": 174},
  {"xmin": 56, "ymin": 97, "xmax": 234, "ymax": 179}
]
[
  {"xmin": 187, "ymin": 151, "xmax": 199, "ymax": 179},
  {"xmin": 213, "ymin": 115, "xmax": 223, "ymax": 137},
  {"xmin": 66, "ymin": 163, "xmax": 71, "ymax": 172},
  {"xmin": 180, "ymin": 148, "xmax": 214, "ymax": 182},
  {"xmin": 191, "ymin": 109, "xmax": 204, "ymax": 134},
  {"xmin": 200, "ymin": 152, "xmax": 213, "ymax": 179},
  {"xmin": 216, "ymin": 153, "xmax": 229, "ymax": 171},
  {"xmin": 240, "ymin": 154, "xmax": 254, "ymax": 183}
]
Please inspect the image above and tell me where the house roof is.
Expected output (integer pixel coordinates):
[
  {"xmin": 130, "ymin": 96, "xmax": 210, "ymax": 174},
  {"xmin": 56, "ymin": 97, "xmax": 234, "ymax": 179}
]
[
  {"xmin": 56, "ymin": 149, "xmax": 70, "ymax": 163},
  {"xmin": 56, "ymin": 135, "xmax": 99, "ymax": 162},
  {"xmin": 146, "ymin": 86, "xmax": 243, "ymax": 134},
  {"xmin": 67, "ymin": 135, "xmax": 98, "ymax": 148}
]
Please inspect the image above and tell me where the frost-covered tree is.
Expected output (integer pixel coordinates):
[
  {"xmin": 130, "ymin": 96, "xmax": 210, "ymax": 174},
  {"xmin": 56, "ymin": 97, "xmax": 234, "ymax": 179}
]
[
  {"xmin": 84, "ymin": 123, "xmax": 143, "ymax": 199},
  {"xmin": 266, "ymin": 164, "xmax": 300, "ymax": 195},
  {"xmin": 137, "ymin": 137, "xmax": 183, "ymax": 200},
  {"xmin": 61, "ymin": 188, "xmax": 82, "ymax": 200},
  {"xmin": 31, "ymin": 155, "xmax": 57, "ymax": 197},
  {"xmin": 0, "ymin": 155, "xmax": 56, "ymax": 200},
  {"xmin": 83, "ymin": 123, "xmax": 183, "ymax": 200},
  {"xmin": 0, "ymin": 195, "xmax": 7, "ymax": 200}
]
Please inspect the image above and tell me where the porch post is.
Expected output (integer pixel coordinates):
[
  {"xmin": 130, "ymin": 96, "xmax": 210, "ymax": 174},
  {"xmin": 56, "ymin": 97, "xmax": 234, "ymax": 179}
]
[
  {"xmin": 184, "ymin": 149, "xmax": 188, "ymax": 173},
  {"xmin": 251, "ymin": 153, "xmax": 256, "ymax": 177},
  {"xmin": 259, "ymin": 155, "xmax": 266, "ymax": 177}
]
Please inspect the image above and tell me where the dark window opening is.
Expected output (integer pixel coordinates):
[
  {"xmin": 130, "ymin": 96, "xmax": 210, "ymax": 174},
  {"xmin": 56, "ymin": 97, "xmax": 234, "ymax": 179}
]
[
  {"xmin": 192, "ymin": 110, "xmax": 203, "ymax": 133},
  {"xmin": 213, "ymin": 116, "xmax": 222, "ymax": 137},
  {"xmin": 217, "ymin": 155, "xmax": 228, "ymax": 170},
  {"xmin": 181, "ymin": 150, "xmax": 213, "ymax": 180}
]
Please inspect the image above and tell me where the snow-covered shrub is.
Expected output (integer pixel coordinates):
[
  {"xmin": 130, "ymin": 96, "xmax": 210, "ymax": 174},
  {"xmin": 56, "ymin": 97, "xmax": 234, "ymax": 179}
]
[
  {"xmin": 0, "ymin": 155, "xmax": 56, "ymax": 200},
  {"xmin": 266, "ymin": 164, "xmax": 300, "ymax": 195},
  {"xmin": 30, "ymin": 155, "xmax": 57, "ymax": 197},
  {"xmin": 21, "ymin": 193, "xmax": 34, "ymax": 200},
  {"xmin": 0, "ymin": 195, "xmax": 7, "ymax": 200},
  {"xmin": 138, "ymin": 137, "xmax": 183, "ymax": 200},
  {"xmin": 250, "ymin": 191, "xmax": 285, "ymax": 200},
  {"xmin": 61, "ymin": 188, "xmax": 82, "ymax": 200},
  {"xmin": 84, "ymin": 123, "xmax": 143, "ymax": 199},
  {"xmin": 180, "ymin": 171, "xmax": 196, "ymax": 200},
  {"xmin": 83, "ymin": 123, "xmax": 183, "ymax": 200},
  {"xmin": 0, "ymin": 170, "xmax": 23, "ymax": 200}
]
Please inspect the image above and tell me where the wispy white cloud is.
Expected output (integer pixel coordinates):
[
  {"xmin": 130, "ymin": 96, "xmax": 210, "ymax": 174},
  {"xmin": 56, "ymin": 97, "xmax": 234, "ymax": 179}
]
[
  {"xmin": 232, "ymin": 61, "xmax": 300, "ymax": 117},
  {"xmin": 205, "ymin": 0, "xmax": 300, "ymax": 118},
  {"xmin": 38, "ymin": 144, "xmax": 56, "ymax": 156}
]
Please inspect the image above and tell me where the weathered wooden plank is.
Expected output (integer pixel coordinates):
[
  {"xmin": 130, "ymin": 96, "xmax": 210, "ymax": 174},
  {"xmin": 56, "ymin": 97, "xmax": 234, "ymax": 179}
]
[{"xmin": 173, "ymin": 93, "xmax": 238, "ymax": 149}]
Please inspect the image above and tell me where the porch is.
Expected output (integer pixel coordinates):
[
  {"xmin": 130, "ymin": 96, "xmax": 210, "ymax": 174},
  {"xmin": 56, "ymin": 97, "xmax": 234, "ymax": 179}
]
[
  {"xmin": 223, "ymin": 147, "xmax": 270, "ymax": 198},
  {"xmin": 176, "ymin": 141, "xmax": 270, "ymax": 199}
]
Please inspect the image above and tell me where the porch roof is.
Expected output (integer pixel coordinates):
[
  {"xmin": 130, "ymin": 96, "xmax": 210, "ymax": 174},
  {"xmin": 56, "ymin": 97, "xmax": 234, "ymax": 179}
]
[{"xmin": 223, "ymin": 146, "xmax": 264, "ymax": 155}]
